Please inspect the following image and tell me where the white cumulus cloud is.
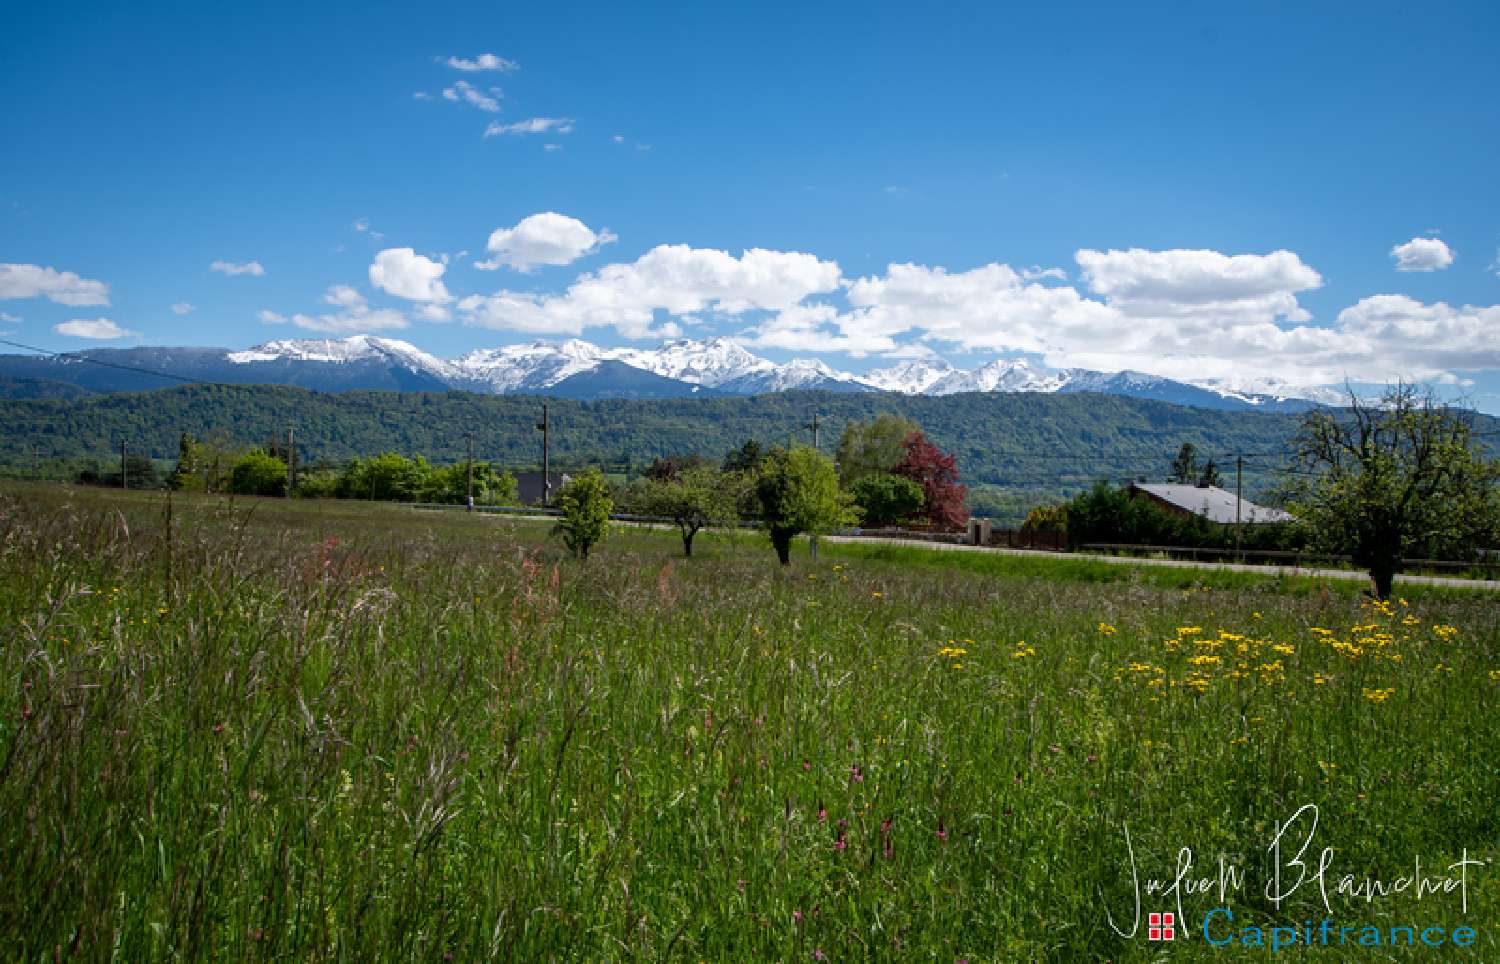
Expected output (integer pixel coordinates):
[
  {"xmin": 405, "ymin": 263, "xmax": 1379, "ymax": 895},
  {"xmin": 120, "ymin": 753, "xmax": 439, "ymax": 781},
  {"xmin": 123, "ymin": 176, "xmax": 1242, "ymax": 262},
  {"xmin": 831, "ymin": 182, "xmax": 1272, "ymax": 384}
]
[
  {"xmin": 475, "ymin": 213, "xmax": 617, "ymax": 272},
  {"xmin": 210, "ymin": 259, "xmax": 265, "ymax": 277},
  {"xmin": 1075, "ymin": 247, "xmax": 1322, "ymax": 327},
  {"xmin": 442, "ymin": 53, "xmax": 518, "ymax": 73},
  {"xmin": 257, "ymin": 309, "xmax": 287, "ymax": 324},
  {"xmin": 171, "ymin": 302, "xmax": 194, "ymax": 315},
  {"xmin": 767, "ymin": 246, "xmax": 1496, "ymax": 388},
  {"xmin": 322, "ymin": 284, "xmax": 366, "ymax": 309},
  {"xmin": 290, "ymin": 308, "xmax": 408, "ymax": 334},
  {"xmin": 459, "ymin": 245, "xmax": 842, "ymax": 339},
  {"xmin": 0, "ymin": 263, "xmax": 110, "ymax": 306},
  {"xmin": 54, "ymin": 317, "xmax": 134, "ymax": 339},
  {"xmin": 484, "ymin": 117, "xmax": 574, "ymax": 137},
  {"xmin": 369, "ymin": 248, "xmax": 452, "ymax": 304},
  {"xmin": 441, "ymin": 80, "xmax": 502, "ymax": 113},
  {"xmin": 1390, "ymin": 236, "xmax": 1454, "ymax": 272}
]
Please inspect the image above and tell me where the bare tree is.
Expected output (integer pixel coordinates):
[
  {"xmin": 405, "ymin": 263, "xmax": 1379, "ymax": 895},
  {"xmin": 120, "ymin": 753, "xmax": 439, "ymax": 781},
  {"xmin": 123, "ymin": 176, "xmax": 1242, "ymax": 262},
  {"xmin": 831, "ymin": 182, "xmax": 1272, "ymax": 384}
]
[{"xmin": 1292, "ymin": 382, "xmax": 1500, "ymax": 598}]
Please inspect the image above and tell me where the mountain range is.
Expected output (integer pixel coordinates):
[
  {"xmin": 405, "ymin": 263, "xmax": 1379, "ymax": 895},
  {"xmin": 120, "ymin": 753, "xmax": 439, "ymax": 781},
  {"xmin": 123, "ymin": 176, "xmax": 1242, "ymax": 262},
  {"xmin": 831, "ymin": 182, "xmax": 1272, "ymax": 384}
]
[{"xmin": 0, "ymin": 335, "xmax": 1335, "ymax": 411}]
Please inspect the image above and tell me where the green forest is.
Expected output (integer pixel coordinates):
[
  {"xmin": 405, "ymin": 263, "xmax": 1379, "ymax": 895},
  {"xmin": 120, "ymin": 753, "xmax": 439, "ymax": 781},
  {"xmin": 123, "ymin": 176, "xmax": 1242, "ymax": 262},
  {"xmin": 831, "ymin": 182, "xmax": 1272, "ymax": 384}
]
[{"xmin": 4, "ymin": 384, "xmax": 1494, "ymax": 517}]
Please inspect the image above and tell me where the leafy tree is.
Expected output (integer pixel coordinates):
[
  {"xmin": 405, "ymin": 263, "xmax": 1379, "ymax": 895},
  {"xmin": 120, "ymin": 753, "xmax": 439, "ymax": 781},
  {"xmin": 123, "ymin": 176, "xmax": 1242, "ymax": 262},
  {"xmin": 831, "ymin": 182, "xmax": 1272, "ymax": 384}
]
[
  {"xmin": 556, "ymin": 468, "xmax": 613, "ymax": 560},
  {"xmin": 848, "ymin": 472, "xmax": 925, "ymax": 527},
  {"xmin": 423, "ymin": 462, "xmax": 519, "ymax": 506},
  {"xmin": 721, "ymin": 439, "xmax": 766, "ymax": 475},
  {"xmin": 637, "ymin": 465, "xmax": 737, "ymax": 556},
  {"xmin": 77, "ymin": 452, "xmax": 163, "ymax": 489},
  {"xmin": 1169, "ymin": 442, "xmax": 1199, "ymax": 484},
  {"xmin": 335, "ymin": 453, "xmax": 430, "ymax": 501},
  {"xmin": 1020, "ymin": 502, "xmax": 1067, "ymax": 536},
  {"xmin": 835, "ymin": 414, "xmax": 919, "ymax": 486},
  {"xmin": 893, "ymin": 432, "xmax": 969, "ymax": 529},
  {"xmin": 229, "ymin": 451, "xmax": 288, "ymax": 497},
  {"xmin": 1291, "ymin": 383, "xmax": 1500, "ymax": 598},
  {"xmin": 756, "ymin": 446, "xmax": 856, "ymax": 565},
  {"xmin": 168, "ymin": 433, "xmax": 200, "ymax": 491},
  {"xmin": 644, "ymin": 454, "xmax": 708, "ymax": 483},
  {"xmin": 1198, "ymin": 458, "xmax": 1222, "ymax": 488}
]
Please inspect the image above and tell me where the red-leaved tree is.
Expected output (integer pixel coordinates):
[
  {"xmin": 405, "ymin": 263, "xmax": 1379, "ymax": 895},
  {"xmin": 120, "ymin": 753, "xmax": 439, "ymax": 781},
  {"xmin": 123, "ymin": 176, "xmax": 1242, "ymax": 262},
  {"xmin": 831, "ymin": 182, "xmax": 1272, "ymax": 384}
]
[{"xmin": 893, "ymin": 432, "xmax": 969, "ymax": 530}]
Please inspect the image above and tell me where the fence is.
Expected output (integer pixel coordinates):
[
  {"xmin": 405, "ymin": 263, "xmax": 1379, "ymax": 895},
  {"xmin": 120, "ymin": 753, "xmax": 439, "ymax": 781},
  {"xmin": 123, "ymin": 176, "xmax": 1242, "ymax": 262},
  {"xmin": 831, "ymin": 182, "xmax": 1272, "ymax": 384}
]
[{"xmin": 1078, "ymin": 543, "xmax": 1500, "ymax": 578}]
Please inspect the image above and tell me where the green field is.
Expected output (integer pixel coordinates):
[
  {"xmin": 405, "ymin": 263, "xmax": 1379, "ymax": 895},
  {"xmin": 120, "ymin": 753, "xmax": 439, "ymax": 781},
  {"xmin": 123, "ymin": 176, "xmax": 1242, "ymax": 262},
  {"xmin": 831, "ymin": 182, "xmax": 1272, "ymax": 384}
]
[{"xmin": 2, "ymin": 484, "xmax": 1497, "ymax": 960}]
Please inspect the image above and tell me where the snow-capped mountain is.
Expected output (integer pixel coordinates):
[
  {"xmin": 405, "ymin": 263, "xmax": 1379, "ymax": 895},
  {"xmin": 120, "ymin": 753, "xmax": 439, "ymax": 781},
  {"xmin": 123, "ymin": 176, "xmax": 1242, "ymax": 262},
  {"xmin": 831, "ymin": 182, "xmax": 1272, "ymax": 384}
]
[
  {"xmin": 925, "ymin": 359, "xmax": 1064, "ymax": 396},
  {"xmin": 720, "ymin": 358, "xmax": 874, "ymax": 394},
  {"xmin": 612, "ymin": 338, "xmax": 774, "ymax": 388},
  {"xmin": 0, "ymin": 333, "xmax": 1330, "ymax": 410},
  {"xmin": 228, "ymin": 335, "xmax": 458, "ymax": 378},
  {"xmin": 860, "ymin": 359, "xmax": 957, "ymax": 395},
  {"xmin": 450, "ymin": 339, "xmax": 607, "ymax": 393}
]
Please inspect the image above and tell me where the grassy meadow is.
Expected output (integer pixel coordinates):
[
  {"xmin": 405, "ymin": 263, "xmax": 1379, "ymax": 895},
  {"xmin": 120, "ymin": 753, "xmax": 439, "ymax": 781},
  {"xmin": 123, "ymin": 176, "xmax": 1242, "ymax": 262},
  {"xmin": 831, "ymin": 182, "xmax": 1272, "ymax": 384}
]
[{"xmin": 1, "ymin": 483, "xmax": 1498, "ymax": 960}]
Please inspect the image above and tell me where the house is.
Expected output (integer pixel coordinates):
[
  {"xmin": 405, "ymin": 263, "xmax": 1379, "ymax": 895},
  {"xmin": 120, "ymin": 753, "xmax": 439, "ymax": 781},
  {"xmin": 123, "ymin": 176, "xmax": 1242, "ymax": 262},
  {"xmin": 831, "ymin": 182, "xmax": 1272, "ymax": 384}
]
[
  {"xmin": 513, "ymin": 471, "xmax": 572, "ymax": 506},
  {"xmin": 1127, "ymin": 483, "xmax": 1294, "ymax": 525}
]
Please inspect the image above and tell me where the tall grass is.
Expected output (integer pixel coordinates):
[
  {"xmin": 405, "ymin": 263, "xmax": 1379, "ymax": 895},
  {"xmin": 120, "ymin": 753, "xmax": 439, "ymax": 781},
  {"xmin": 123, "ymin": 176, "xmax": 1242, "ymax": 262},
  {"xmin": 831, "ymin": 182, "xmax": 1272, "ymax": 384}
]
[{"xmin": 1, "ymin": 485, "xmax": 1496, "ymax": 960}]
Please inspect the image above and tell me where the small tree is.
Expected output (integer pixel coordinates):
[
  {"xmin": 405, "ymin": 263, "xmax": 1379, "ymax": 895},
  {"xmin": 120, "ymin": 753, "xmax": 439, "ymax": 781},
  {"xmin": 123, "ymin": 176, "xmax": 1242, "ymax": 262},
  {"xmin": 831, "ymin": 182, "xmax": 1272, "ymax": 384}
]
[
  {"xmin": 169, "ymin": 433, "xmax": 201, "ymax": 491},
  {"xmin": 722, "ymin": 440, "xmax": 766, "ymax": 475},
  {"xmin": 1292, "ymin": 383, "xmax": 1500, "ymax": 598},
  {"xmin": 229, "ymin": 451, "xmax": 288, "ymax": 497},
  {"xmin": 848, "ymin": 472, "xmax": 925, "ymax": 527},
  {"xmin": 835, "ymin": 414, "xmax": 919, "ymax": 486},
  {"xmin": 1169, "ymin": 442, "xmax": 1199, "ymax": 484},
  {"xmin": 638, "ymin": 465, "xmax": 737, "ymax": 556},
  {"xmin": 1198, "ymin": 458, "xmax": 1222, "ymax": 488},
  {"xmin": 556, "ymin": 468, "xmax": 613, "ymax": 560},
  {"xmin": 756, "ymin": 446, "xmax": 857, "ymax": 565},
  {"xmin": 892, "ymin": 432, "xmax": 969, "ymax": 530},
  {"xmin": 1020, "ymin": 502, "xmax": 1067, "ymax": 537}
]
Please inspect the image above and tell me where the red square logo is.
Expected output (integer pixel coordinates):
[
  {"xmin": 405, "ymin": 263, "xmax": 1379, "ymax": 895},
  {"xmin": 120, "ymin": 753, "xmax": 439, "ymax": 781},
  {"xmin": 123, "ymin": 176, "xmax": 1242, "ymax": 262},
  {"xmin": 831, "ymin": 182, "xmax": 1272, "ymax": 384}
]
[{"xmin": 1148, "ymin": 912, "xmax": 1175, "ymax": 941}]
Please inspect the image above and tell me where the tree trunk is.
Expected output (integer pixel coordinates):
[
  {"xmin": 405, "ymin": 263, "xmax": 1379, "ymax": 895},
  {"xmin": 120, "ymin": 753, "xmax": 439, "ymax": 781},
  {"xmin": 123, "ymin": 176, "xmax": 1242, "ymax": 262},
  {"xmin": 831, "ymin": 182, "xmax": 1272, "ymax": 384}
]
[
  {"xmin": 1369, "ymin": 559, "xmax": 1397, "ymax": 600},
  {"xmin": 682, "ymin": 527, "xmax": 695, "ymax": 557},
  {"xmin": 771, "ymin": 528, "xmax": 793, "ymax": 565}
]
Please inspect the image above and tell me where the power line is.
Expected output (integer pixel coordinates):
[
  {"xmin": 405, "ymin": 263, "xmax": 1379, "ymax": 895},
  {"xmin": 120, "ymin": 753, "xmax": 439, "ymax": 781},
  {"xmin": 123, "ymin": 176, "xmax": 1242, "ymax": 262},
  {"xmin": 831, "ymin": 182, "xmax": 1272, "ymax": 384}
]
[{"xmin": 0, "ymin": 337, "xmax": 211, "ymax": 387}]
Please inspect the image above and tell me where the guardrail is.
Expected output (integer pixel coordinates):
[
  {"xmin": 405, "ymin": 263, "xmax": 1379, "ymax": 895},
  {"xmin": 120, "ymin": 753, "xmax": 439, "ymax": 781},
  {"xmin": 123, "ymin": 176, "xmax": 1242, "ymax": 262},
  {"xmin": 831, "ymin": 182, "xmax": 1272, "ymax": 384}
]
[{"xmin": 1078, "ymin": 543, "xmax": 1500, "ymax": 576}]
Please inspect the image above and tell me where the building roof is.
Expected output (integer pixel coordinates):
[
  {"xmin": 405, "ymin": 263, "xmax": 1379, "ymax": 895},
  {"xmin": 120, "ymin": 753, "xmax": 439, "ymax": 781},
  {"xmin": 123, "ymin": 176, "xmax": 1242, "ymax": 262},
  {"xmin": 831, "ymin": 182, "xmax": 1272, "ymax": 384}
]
[
  {"xmin": 1129, "ymin": 483, "xmax": 1295, "ymax": 524},
  {"xmin": 513, "ymin": 471, "xmax": 572, "ymax": 505}
]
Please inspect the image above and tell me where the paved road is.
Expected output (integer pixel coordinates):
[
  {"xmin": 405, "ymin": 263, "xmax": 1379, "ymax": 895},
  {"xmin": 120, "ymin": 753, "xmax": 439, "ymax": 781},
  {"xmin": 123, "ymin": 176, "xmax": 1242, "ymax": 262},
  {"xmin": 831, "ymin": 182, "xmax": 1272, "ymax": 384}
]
[
  {"xmin": 821, "ymin": 534, "xmax": 1500, "ymax": 590},
  {"xmin": 454, "ymin": 508, "xmax": 1499, "ymax": 591}
]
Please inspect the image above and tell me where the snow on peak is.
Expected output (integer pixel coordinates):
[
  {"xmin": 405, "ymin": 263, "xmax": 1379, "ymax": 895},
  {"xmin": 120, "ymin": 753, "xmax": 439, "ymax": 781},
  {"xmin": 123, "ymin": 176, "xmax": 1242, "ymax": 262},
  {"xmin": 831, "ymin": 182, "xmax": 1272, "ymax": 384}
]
[
  {"xmin": 613, "ymin": 336, "xmax": 773, "ymax": 387},
  {"xmin": 221, "ymin": 333, "xmax": 1337, "ymax": 407},
  {"xmin": 861, "ymin": 359, "xmax": 957, "ymax": 394},
  {"xmin": 227, "ymin": 335, "xmax": 452, "ymax": 375}
]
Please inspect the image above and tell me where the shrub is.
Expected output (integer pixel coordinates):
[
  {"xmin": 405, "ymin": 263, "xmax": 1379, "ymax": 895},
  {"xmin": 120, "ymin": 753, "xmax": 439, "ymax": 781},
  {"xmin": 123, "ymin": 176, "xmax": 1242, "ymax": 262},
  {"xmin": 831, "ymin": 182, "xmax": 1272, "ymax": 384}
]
[
  {"xmin": 849, "ymin": 472, "xmax": 925, "ymax": 527},
  {"xmin": 556, "ymin": 468, "xmax": 612, "ymax": 560},
  {"xmin": 228, "ymin": 451, "xmax": 288, "ymax": 497}
]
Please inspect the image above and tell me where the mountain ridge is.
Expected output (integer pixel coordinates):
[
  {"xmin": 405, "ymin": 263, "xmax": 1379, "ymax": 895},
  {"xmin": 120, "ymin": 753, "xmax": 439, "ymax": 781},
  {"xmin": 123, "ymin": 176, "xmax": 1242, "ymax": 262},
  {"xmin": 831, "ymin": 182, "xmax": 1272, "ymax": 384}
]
[{"xmin": 0, "ymin": 335, "xmax": 1334, "ymax": 411}]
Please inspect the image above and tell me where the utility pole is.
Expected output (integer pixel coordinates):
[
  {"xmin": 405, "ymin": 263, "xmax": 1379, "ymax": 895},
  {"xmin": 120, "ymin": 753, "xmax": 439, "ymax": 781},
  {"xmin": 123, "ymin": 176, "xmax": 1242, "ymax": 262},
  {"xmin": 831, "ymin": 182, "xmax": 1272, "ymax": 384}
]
[
  {"xmin": 1235, "ymin": 454, "xmax": 1244, "ymax": 559},
  {"xmin": 807, "ymin": 413, "xmax": 821, "ymax": 450},
  {"xmin": 536, "ymin": 404, "xmax": 551, "ymax": 506},
  {"xmin": 466, "ymin": 432, "xmax": 475, "ymax": 510},
  {"xmin": 286, "ymin": 426, "xmax": 295, "ymax": 497}
]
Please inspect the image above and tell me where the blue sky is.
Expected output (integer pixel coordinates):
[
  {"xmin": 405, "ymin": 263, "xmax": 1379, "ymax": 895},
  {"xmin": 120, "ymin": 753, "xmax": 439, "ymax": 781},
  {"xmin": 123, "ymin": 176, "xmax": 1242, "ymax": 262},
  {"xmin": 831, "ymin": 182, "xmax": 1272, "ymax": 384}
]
[{"xmin": 3, "ymin": 0, "xmax": 1499, "ymax": 407}]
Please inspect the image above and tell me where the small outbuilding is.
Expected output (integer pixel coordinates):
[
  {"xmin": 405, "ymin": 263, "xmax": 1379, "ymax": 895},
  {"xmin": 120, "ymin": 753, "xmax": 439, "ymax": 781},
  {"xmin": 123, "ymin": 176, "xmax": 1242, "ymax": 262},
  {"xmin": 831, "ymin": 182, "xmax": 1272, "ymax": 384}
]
[
  {"xmin": 514, "ymin": 471, "xmax": 572, "ymax": 506},
  {"xmin": 1127, "ymin": 483, "xmax": 1294, "ymax": 525}
]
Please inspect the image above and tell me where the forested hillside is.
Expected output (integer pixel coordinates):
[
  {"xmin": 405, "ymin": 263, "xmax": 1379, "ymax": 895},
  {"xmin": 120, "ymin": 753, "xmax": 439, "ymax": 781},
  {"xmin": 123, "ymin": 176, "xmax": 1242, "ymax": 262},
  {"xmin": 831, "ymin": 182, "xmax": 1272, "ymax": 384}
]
[{"xmin": 0, "ymin": 383, "xmax": 1365, "ymax": 496}]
